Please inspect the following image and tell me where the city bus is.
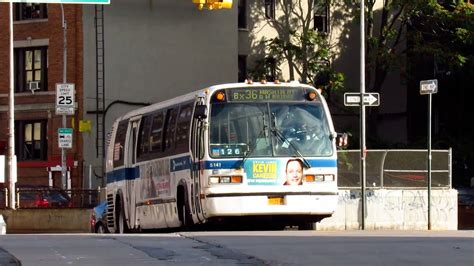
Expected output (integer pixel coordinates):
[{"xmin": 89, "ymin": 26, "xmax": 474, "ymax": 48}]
[{"xmin": 105, "ymin": 81, "xmax": 342, "ymax": 233}]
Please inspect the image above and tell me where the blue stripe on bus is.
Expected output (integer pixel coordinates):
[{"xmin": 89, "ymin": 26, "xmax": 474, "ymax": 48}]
[
  {"xmin": 106, "ymin": 158, "xmax": 336, "ymax": 183},
  {"xmin": 106, "ymin": 167, "xmax": 140, "ymax": 184},
  {"xmin": 203, "ymin": 159, "xmax": 336, "ymax": 169}
]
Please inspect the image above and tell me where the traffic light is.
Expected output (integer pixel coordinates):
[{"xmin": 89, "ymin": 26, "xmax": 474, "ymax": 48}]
[{"xmin": 193, "ymin": 0, "xmax": 232, "ymax": 10}]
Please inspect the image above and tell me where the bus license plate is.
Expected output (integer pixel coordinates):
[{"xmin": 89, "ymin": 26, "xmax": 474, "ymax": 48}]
[{"xmin": 268, "ymin": 196, "xmax": 284, "ymax": 205}]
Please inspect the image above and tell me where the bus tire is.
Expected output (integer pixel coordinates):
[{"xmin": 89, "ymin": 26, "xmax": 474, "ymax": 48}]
[
  {"xmin": 116, "ymin": 197, "xmax": 129, "ymax": 234},
  {"xmin": 177, "ymin": 185, "xmax": 193, "ymax": 229}
]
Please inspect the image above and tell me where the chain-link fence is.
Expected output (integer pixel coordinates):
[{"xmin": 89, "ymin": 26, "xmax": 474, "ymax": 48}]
[{"xmin": 338, "ymin": 149, "xmax": 451, "ymax": 189}]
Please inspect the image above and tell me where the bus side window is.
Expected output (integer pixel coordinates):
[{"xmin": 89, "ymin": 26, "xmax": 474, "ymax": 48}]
[
  {"xmin": 113, "ymin": 120, "xmax": 128, "ymax": 168},
  {"xmin": 150, "ymin": 112, "xmax": 164, "ymax": 157},
  {"xmin": 175, "ymin": 102, "xmax": 193, "ymax": 153},
  {"xmin": 163, "ymin": 108, "xmax": 179, "ymax": 154},
  {"xmin": 137, "ymin": 115, "xmax": 152, "ymax": 162}
]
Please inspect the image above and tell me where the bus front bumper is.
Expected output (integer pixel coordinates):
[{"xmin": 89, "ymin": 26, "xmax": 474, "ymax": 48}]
[{"xmin": 202, "ymin": 191, "xmax": 338, "ymax": 217}]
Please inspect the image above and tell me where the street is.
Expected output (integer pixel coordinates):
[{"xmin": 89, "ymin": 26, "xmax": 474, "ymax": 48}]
[{"xmin": 0, "ymin": 230, "xmax": 472, "ymax": 266}]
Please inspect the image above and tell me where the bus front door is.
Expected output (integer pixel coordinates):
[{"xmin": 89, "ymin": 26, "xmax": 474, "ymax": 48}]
[
  {"xmin": 124, "ymin": 117, "xmax": 140, "ymax": 231},
  {"xmin": 191, "ymin": 104, "xmax": 206, "ymax": 223}
]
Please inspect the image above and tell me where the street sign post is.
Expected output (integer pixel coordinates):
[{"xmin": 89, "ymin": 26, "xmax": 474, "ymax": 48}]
[
  {"xmin": 420, "ymin": 79, "xmax": 438, "ymax": 230},
  {"xmin": 58, "ymin": 128, "xmax": 73, "ymax": 149},
  {"xmin": 344, "ymin": 90, "xmax": 380, "ymax": 230},
  {"xmin": 344, "ymin": 92, "xmax": 380, "ymax": 107},
  {"xmin": 56, "ymin": 83, "xmax": 75, "ymax": 115},
  {"xmin": 420, "ymin": 79, "xmax": 438, "ymax": 95}
]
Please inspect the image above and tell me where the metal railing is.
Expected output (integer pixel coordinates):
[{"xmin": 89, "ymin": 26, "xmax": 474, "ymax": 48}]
[{"xmin": 338, "ymin": 149, "xmax": 452, "ymax": 189}]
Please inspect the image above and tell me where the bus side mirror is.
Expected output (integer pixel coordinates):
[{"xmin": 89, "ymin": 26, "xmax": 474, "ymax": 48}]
[
  {"xmin": 194, "ymin": 105, "xmax": 207, "ymax": 120},
  {"xmin": 335, "ymin": 133, "xmax": 348, "ymax": 149}
]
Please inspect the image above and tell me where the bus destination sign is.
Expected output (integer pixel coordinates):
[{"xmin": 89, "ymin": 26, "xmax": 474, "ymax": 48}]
[{"xmin": 228, "ymin": 87, "xmax": 304, "ymax": 102}]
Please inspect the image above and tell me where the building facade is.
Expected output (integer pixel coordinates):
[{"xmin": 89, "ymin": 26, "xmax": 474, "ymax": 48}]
[
  {"xmin": 0, "ymin": 3, "xmax": 84, "ymax": 188},
  {"xmin": 81, "ymin": 0, "xmax": 237, "ymax": 188}
]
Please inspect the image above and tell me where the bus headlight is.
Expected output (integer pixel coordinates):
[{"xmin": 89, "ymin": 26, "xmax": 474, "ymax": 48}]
[
  {"xmin": 209, "ymin": 176, "xmax": 220, "ymax": 184},
  {"xmin": 323, "ymin": 174, "xmax": 335, "ymax": 181},
  {"xmin": 220, "ymin": 176, "xmax": 231, "ymax": 183},
  {"xmin": 209, "ymin": 176, "xmax": 243, "ymax": 184}
]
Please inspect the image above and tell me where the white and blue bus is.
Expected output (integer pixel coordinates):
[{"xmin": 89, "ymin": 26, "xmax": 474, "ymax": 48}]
[{"xmin": 105, "ymin": 81, "xmax": 342, "ymax": 233}]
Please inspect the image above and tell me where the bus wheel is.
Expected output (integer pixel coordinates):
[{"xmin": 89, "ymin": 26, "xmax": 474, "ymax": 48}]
[
  {"xmin": 116, "ymin": 199, "xmax": 129, "ymax": 234},
  {"xmin": 177, "ymin": 186, "xmax": 193, "ymax": 228}
]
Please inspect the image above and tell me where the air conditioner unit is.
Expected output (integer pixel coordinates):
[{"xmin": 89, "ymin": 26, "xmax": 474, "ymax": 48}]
[{"xmin": 28, "ymin": 81, "xmax": 40, "ymax": 94}]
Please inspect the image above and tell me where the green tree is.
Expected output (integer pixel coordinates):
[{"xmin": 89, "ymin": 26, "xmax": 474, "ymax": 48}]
[
  {"xmin": 361, "ymin": 0, "xmax": 473, "ymax": 142},
  {"xmin": 365, "ymin": 0, "xmax": 473, "ymax": 94}
]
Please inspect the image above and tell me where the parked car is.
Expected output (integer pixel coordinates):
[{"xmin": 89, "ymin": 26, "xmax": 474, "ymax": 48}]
[
  {"xmin": 16, "ymin": 185, "xmax": 72, "ymax": 208},
  {"xmin": 91, "ymin": 201, "xmax": 109, "ymax": 233}
]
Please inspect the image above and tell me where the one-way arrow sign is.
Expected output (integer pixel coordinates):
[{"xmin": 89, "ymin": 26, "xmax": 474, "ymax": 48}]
[{"xmin": 344, "ymin": 92, "xmax": 380, "ymax": 107}]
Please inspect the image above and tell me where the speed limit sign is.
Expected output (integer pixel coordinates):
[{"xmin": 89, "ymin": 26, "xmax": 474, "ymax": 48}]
[{"xmin": 56, "ymin": 83, "xmax": 75, "ymax": 115}]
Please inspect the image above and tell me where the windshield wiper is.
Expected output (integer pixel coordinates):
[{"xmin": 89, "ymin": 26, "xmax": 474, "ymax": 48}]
[
  {"xmin": 236, "ymin": 114, "xmax": 268, "ymax": 169},
  {"xmin": 270, "ymin": 113, "xmax": 311, "ymax": 169}
]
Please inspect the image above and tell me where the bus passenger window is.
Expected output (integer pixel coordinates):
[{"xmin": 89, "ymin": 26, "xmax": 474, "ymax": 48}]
[
  {"xmin": 163, "ymin": 108, "xmax": 178, "ymax": 153},
  {"xmin": 150, "ymin": 112, "xmax": 164, "ymax": 155},
  {"xmin": 137, "ymin": 115, "xmax": 152, "ymax": 162},
  {"xmin": 113, "ymin": 120, "xmax": 128, "ymax": 167},
  {"xmin": 175, "ymin": 103, "xmax": 193, "ymax": 153}
]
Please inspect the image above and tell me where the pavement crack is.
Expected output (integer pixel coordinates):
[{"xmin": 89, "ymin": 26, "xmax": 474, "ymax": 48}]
[{"xmin": 178, "ymin": 233, "xmax": 270, "ymax": 265}]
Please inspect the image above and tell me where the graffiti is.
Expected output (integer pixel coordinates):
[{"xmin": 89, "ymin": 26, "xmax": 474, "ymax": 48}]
[{"xmin": 330, "ymin": 189, "xmax": 457, "ymax": 230}]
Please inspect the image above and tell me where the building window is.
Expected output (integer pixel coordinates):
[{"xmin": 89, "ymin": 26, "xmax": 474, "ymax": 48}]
[
  {"xmin": 314, "ymin": 4, "xmax": 329, "ymax": 34},
  {"xmin": 15, "ymin": 46, "xmax": 48, "ymax": 93},
  {"xmin": 238, "ymin": 0, "xmax": 247, "ymax": 29},
  {"xmin": 238, "ymin": 55, "xmax": 247, "ymax": 82},
  {"xmin": 265, "ymin": 0, "xmax": 275, "ymax": 19},
  {"xmin": 15, "ymin": 120, "xmax": 47, "ymax": 161},
  {"xmin": 14, "ymin": 3, "xmax": 48, "ymax": 21}
]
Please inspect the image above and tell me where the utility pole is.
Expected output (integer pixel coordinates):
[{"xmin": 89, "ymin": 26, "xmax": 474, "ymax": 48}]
[
  {"xmin": 8, "ymin": 2, "xmax": 17, "ymax": 209},
  {"xmin": 359, "ymin": 0, "xmax": 367, "ymax": 230}
]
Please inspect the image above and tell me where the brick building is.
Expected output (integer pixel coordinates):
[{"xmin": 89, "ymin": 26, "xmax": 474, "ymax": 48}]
[{"xmin": 0, "ymin": 3, "xmax": 83, "ymax": 188}]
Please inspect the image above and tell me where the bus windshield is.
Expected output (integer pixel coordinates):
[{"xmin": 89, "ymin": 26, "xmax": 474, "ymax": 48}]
[{"xmin": 209, "ymin": 102, "xmax": 333, "ymax": 158}]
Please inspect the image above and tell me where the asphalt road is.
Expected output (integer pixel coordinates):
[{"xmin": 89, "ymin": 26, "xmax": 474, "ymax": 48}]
[{"xmin": 0, "ymin": 230, "xmax": 472, "ymax": 266}]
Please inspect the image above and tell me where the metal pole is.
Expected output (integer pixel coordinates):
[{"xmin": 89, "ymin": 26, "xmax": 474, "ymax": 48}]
[
  {"xmin": 360, "ymin": 0, "xmax": 366, "ymax": 230},
  {"xmin": 8, "ymin": 2, "xmax": 16, "ymax": 209},
  {"xmin": 61, "ymin": 4, "xmax": 68, "ymax": 190},
  {"xmin": 428, "ymin": 94, "xmax": 432, "ymax": 230}
]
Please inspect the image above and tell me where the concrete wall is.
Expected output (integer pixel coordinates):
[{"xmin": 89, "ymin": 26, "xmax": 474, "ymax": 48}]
[
  {"xmin": 317, "ymin": 189, "xmax": 458, "ymax": 230},
  {"xmin": 0, "ymin": 209, "xmax": 92, "ymax": 233},
  {"xmin": 0, "ymin": 189, "xmax": 457, "ymax": 233}
]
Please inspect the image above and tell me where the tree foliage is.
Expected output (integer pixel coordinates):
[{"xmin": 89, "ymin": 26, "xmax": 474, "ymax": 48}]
[
  {"xmin": 248, "ymin": 0, "xmax": 345, "ymax": 96},
  {"xmin": 364, "ymin": 0, "xmax": 474, "ymax": 93}
]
